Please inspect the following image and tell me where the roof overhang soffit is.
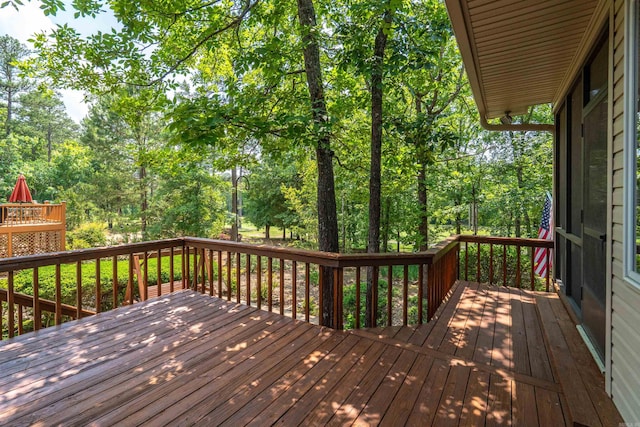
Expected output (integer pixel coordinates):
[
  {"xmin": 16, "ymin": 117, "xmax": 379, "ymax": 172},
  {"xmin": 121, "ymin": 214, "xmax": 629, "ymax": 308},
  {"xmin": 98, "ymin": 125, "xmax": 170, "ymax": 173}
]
[{"xmin": 444, "ymin": 0, "xmax": 607, "ymax": 127}]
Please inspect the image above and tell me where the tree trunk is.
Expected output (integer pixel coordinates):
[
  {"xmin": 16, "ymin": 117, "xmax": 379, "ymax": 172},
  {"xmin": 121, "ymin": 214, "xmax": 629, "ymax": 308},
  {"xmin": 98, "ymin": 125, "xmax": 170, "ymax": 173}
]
[
  {"xmin": 231, "ymin": 167, "xmax": 238, "ymax": 241},
  {"xmin": 297, "ymin": 0, "xmax": 339, "ymax": 327},
  {"xmin": 47, "ymin": 124, "xmax": 53, "ymax": 163},
  {"xmin": 341, "ymin": 192, "xmax": 346, "ymax": 252},
  {"xmin": 415, "ymin": 96, "xmax": 429, "ymax": 251},
  {"xmin": 366, "ymin": 7, "xmax": 392, "ymax": 327},
  {"xmin": 265, "ymin": 224, "xmax": 270, "ymax": 239},
  {"xmin": 381, "ymin": 197, "xmax": 390, "ymax": 252},
  {"xmin": 140, "ymin": 165, "xmax": 147, "ymax": 236},
  {"xmin": 418, "ymin": 162, "xmax": 429, "ymax": 251},
  {"xmin": 6, "ymin": 86, "xmax": 12, "ymax": 136},
  {"xmin": 511, "ymin": 130, "xmax": 524, "ymax": 238}
]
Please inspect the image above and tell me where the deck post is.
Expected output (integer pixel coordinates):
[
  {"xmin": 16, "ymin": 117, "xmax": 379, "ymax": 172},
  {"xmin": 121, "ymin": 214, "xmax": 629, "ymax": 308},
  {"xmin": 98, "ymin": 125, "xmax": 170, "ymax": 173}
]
[{"xmin": 60, "ymin": 201, "xmax": 66, "ymax": 251}]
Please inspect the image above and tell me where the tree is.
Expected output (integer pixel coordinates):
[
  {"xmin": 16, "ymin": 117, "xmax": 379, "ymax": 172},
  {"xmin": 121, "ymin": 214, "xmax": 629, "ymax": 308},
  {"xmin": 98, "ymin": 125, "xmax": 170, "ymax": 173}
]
[
  {"xmin": 297, "ymin": 0, "xmax": 339, "ymax": 326},
  {"xmin": 389, "ymin": 0, "xmax": 466, "ymax": 249},
  {"xmin": 147, "ymin": 145, "xmax": 227, "ymax": 238},
  {"xmin": 14, "ymin": 89, "xmax": 77, "ymax": 162},
  {"xmin": 80, "ymin": 96, "xmax": 138, "ymax": 229},
  {"xmin": 80, "ymin": 90, "xmax": 165, "ymax": 238},
  {"xmin": 244, "ymin": 157, "xmax": 300, "ymax": 239},
  {"xmin": 0, "ymin": 35, "xmax": 30, "ymax": 136}
]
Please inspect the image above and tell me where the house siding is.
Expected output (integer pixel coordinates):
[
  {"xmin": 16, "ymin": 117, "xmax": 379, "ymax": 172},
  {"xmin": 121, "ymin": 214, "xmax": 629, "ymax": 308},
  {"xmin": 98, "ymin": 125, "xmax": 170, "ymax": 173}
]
[{"xmin": 611, "ymin": 0, "xmax": 640, "ymax": 421}]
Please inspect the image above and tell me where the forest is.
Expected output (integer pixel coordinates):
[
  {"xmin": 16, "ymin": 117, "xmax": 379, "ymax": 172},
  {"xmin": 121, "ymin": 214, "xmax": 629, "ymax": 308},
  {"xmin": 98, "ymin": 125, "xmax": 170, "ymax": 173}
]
[{"xmin": 0, "ymin": 0, "xmax": 552, "ymax": 253}]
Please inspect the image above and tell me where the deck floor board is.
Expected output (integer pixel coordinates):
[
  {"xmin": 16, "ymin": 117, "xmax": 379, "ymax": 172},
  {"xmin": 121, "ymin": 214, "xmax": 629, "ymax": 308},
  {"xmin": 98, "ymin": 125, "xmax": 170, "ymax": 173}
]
[{"xmin": 0, "ymin": 281, "xmax": 623, "ymax": 426}]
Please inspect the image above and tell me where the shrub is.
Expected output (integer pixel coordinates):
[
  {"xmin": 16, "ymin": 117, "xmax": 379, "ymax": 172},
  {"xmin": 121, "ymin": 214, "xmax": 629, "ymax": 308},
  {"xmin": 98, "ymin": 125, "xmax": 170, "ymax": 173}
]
[{"xmin": 67, "ymin": 223, "xmax": 107, "ymax": 249}]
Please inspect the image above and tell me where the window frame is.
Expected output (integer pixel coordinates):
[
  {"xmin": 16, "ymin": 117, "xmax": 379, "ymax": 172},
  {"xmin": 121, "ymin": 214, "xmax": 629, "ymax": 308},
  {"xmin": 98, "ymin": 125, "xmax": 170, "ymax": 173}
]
[{"xmin": 623, "ymin": 0, "xmax": 640, "ymax": 290}]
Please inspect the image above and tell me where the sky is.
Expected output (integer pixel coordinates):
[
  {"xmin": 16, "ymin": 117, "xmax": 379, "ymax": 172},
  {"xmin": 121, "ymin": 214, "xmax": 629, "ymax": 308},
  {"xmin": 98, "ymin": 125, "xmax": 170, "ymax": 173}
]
[{"xmin": 0, "ymin": 1, "xmax": 119, "ymax": 123}]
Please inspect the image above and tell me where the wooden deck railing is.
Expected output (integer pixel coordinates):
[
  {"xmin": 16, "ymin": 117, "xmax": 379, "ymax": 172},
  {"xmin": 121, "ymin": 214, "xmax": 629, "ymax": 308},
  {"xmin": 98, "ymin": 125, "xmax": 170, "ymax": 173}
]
[
  {"xmin": 458, "ymin": 235, "xmax": 554, "ymax": 291},
  {"xmin": 0, "ymin": 202, "xmax": 65, "ymax": 225},
  {"xmin": 0, "ymin": 234, "xmax": 553, "ymax": 340},
  {"xmin": 182, "ymin": 236, "xmax": 460, "ymax": 330},
  {"xmin": 0, "ymin": 202, "xmax": 67, "ymax": 258}
]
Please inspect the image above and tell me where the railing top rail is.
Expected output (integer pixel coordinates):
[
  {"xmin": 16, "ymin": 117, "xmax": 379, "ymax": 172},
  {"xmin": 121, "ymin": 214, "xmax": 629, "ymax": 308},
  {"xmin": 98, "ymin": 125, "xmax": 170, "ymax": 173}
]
[
  {"xmin": 0, "ymin": 234, "xmax": 554, "ymax": 272},
  {"xmin": 0, "ymin": 202, "xmax": 64, "ymax": 207},
  {"xmin": 184, "ymin": 237, "xmax": 441, "ymax": 267},
  {"xmin": 457, "ymin": 234, "xmax": 554, "ymax": 248},
  {"xmin": 0, "ymin": 238, "xmax": 184, "ymax": 272},
  {"xmin": 184, "ymin": 237, "xmax": 342, "ymax": 266}
]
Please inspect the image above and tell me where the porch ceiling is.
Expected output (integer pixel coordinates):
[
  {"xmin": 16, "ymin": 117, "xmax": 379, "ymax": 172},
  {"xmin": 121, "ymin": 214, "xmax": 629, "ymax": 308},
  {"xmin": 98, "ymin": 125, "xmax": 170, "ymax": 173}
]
[{"xmin": 445, "ymin": 0, "xmax": 600, "ymax": 120}]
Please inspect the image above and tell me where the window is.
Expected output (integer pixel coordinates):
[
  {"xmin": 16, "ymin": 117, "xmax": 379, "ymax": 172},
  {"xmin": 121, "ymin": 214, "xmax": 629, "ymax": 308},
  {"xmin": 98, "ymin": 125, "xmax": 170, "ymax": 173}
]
[{"xmin": 624, "ymin": 0, "xmax": 640, "ymax": 288}]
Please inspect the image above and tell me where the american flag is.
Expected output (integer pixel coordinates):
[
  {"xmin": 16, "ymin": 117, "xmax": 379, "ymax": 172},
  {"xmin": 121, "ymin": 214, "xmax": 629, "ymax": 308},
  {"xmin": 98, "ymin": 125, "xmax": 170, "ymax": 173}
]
[{"xmin": 534, "ymin": 193, "xmax": 553, "ymax": 277}]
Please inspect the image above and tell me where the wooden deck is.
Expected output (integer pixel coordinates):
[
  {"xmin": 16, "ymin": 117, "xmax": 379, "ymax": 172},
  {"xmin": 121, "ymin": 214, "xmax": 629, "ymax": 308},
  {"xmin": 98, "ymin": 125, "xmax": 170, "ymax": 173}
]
[{"xmin": 0, "ymin": 281, "xmax": 622, "ymax": 426}]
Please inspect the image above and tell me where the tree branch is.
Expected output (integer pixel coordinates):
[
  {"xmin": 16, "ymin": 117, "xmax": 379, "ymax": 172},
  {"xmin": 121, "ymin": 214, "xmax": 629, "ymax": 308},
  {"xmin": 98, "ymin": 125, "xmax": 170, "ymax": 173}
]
[{"xmin": 138, "ymin": 0, "xmax": 260, "ymax": 87}]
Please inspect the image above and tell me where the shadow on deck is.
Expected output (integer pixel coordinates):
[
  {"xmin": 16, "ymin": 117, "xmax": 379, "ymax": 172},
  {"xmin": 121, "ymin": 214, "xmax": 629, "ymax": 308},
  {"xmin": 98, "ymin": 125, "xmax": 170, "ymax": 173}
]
[{"xmin": 0, "ymin": 281, "xmax": 622, "ymax": 426}]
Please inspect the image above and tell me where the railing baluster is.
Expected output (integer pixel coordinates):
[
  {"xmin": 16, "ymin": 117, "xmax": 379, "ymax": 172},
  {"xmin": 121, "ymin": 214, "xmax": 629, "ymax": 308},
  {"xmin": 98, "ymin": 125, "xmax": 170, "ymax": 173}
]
[
  {"xmin": 0, "ymin": 302, "xmax": 3, "ymax": 340},
  {"xmin": 318, "ymin": 266, "xmax": 324, "ymax": 326},
  {"xmin": 55, "ymin": 264, "xmax": 62, "ymax": 325},
  {"xmin": 502, "ymin": 245, "xmax": 507, "ymax": 287},
  {"xmin": 157, "ymin": 249, "xmax": 162, "ymax": 297},
  {"xmin": 18, "ymin": 305, "xmax": 23, "ymax": 335},
  {"xmin": 236, "ymin": 252, "xmax": 241, "ymax": 304},
  {"xmin": 170, "ymin": 247, "xmax": 175, "ymax": 293},
  {"xmin": 182, "ymin": 244, "xmax": 186, "ymax": 290},
  {"xmin": 372, "ymin": 266, "xmax": 379, "ymax": 327},
  {"xmin": 305, "ymin": 263, "xmax": 310, "ymax": 323},
  {"xmin": 418, "ymin": 264, "xmax": 424, "ymax": 324},
  {"xmin": 427, "ymin": 264, "xmax": 435, "ymax": 321},
  {"xmin": 464, "ymin": 242, "xmax": 469, "ymax": 281},
  {"xmin": 34, "ymin": 267, "xmax": 41, "ymax": 329},
  {"xmin": 113, "ymin": 255, "xmax": 118, "ymax": 308},
  {"xmin": 185, "ymin": 246, "xmax": 190, "ymax": 291},
  {"xmin": 257, "ymin": 256, "xmax": 262, "ymax": 309},
  {"xmin": 387, "ymin": 265, "xmax": 393, "ymax": 327},
  {"xmin": 7, "ymin": 271, "xmax": 14, "ymax": 337},
  {"xmin": 530, "ymin": 247, "xmax": 535, "ymax": 290},
  {"xmin": 403, "ymin": 265, "xmax": 409, "ymax": 326},
  {"xmin": 333, "ymin": 267, "xmax": 344, "ymax": 330},
  {"xmin": 489, "ymin": 244, "xmax": 494, "ymax": 285},
  {"xmin": 355, "ymin": 266, "xmax": 361, "ymax": 329},
  {"xmin": 338, "ymin": 267, "xmax": 344, "ymax": 330},
  {"xmin": 279, "ymin": 259, "xmax": 285, "ymax": 316},
  {"xmin": 226, "ymin": 251, "xmax": 232, "ymax": 300},
  {"xmin": 209, "ymin": 249, "xmax": 214, "ymax": 297},
  {"xmin": 268, "ymin": 257, "xmax": 273, "ymax": 312},
  {"xmin": 76, "ymin": 261, "xmax": 82, "ymax": 319},
  {"xmin": 143, "ymin": 251, "xmax": 149, "ymax": 300},
  {"xmin": 217, "ymin": 251, "xmax": 223, "ymax": 298},
  {"xmin": 516, "ymin": 245, "xmax": 521, "ymax": 288},
  {"xmin": 246, "ymin": 254, "xmax": 251, "ymax": 306},
  {"xmin": 193, "ymin": 249, "xmax": 199, "ymax": 292},
  {"xmin": 545, "ymin": 247, "xmax": 551, "ymax": 292},
  {"xmin": 95, "ymin": 259, "xmax": 101, "ymax": 314},
  {"xmin": 128, "ymin": 255, "xmax": 135, "ymax": 305},
  {"xmin": 201, "ymin": 248, "xmax": 206, "ymax": 294},
  {"xmin": 476, "ymin": 242, "xmax": 481, "ymax": 283},
  {"xmin": 292, "ymin": 260, "xmax": 297, "ymax": 319}
]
